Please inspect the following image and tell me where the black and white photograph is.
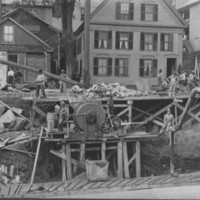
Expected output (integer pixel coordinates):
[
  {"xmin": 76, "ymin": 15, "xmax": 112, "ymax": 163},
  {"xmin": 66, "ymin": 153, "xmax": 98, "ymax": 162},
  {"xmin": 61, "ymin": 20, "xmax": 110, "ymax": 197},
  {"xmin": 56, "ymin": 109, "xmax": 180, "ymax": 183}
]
[{"xmin": 0, "ymin": 0, "xmax": 199, "ymax": 199}]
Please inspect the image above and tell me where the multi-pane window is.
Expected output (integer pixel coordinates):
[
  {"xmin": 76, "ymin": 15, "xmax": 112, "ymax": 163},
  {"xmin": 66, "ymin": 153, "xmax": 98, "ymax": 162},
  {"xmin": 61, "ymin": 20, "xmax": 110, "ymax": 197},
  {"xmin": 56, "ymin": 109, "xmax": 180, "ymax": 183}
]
[
  {"xmin": 141, "ymin": 4, "xmax": 158, "ymax": 22},
  {"xmin": 94, "ymin": 31, "xmax": 112, "ymax": 49},
  {"xmin": 139, "ymin": 59, "xmax": 157, "ymax": 78},
  {"xmin": 3, "ymin": 26, "xmax": 14, "ymax": 43},
  {"xmin": 116, "ymin": 2, "xmax": 134, "ymax": 20},
  {"xmin": 116, "ymin": 32, "xmax": 133, "ymax": 50},
  {"xmin": 160, "ymin": 33, "xmax": 173, "ymax": 51},
  {"xmin": 93, "ymin": 57, "xmax": 112, "ymax": 76},
  {"xmin": 115, "ymin": 58, "xmax": 128, "ymax": 77},
  {"xmin": 140, "ymin": 33, "xmax": 157, "ymax": 51}
]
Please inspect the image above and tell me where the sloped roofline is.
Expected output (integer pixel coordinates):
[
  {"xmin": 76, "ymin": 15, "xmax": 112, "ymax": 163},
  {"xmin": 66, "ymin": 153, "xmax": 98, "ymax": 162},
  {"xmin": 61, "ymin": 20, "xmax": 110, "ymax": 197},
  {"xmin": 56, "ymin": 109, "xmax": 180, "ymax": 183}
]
[
  {"xmin": 2, "ymin": 7, "xmax": 62, "ymax": 33},
  {"xmin": 177, "ymin": 0, "xmax": 200, "ymax": 11},
  {"xmin": 163, "ymin": 0, "xmax": 187, "ymax": 27},
  {"xmin": 75, "ymin": 0, "xmax": 186, "ymax": 36},
  {"xmin": 0, "ymin": 17, "xmax": 53, "ymax": 51}
]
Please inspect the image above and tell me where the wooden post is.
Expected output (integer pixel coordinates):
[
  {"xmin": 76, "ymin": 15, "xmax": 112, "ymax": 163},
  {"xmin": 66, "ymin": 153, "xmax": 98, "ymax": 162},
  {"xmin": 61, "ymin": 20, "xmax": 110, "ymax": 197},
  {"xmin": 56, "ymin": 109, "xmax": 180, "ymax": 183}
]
[
  {"xmin": 117, "ymin": 140, "xmax": 123, "ymax": 178},
  {"xmin": 123, "ymin": 141, "xmax": 129, "ymax": 178},
  {"xmin": 170, "ymin": 132, "xmax": 175, "ymax": 174},
  {"xmin": 80, "ymin": 143, "xmax": 85, "ymax": 162},
  {"xmin": 175, "ymin": 105, "xmax": 178, "ymax": 125},
  {"xmin": 30, "ymin": 127, "xmax": 43, "ymax": 184},
  {"xmin": 135, "ymin": 140, "xmax": 141, "ymax": 178},
  {"xmin": 62, "ymin": 144, "xmax": 66, "ymax": 182},
  {"xmin": 127, "ymin": 100, "xmax": 133, "ymax": 123},
  {"xmin": 66, "ymin": 144, "xmax": 72, "ymax": 180},
  {"xmin": 101, "ymin": 139, "xmax": 106, "ymax": 160}
]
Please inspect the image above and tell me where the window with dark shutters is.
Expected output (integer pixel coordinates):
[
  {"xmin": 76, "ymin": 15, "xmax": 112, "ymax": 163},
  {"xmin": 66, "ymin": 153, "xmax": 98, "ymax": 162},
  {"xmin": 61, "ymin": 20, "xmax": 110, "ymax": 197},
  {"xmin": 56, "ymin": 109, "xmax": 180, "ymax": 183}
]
[
  {"xmin": 116, "ymin": 2, "xmax": 121, "ymax": 20},
  {"xmin": 115, "ymin": 58, "xmax": 119, "ymax": 76},
  {"xmin": 169, "ymin": 34, "xmax": 173, "ymax": 51},
  {"xmin": 153, "ymin": 33, "xmax": 157, "ymax": 51},
  {"xmin": 129, "ymin": 32, "xmax": 133, "ymax": 50},
  {"xmin": 116, "ymin": 2, "xmax": 134, "ymax": 20},
  {"xmin": 129, "ymin": 3, "xmax": 134, "ymax": 20},
  {"xmin": 152, "ymin": 59, "xmax": 157, "ymax": 77},
  {"xmin": 116, "ymin": 32, "xmax": 120, "ymax": 49},
  {"xmin": 108, "ymin": 31, "xmax": 112, "ymax": 49},
  {"xmin": 94, "ymin": 31, "xmax": 99, "ymax": 49},
  {"xmin": 141, "ymin": 4, "xmax": 158, "ymax": 22},
  {"xmin": 139, "ymin": 59, "xmax": 144, "ymax": 77},
  {"xmin": 93, "ymin": 57, "xmax": 98, "ymax": 76},
  {"xmin": 108, "ymin": 58, "xmax": 112, "ymax": 76},
  {"xmin": 141, "ymin": 4, "xmax": 145, "ymax": 21},
  {"xmin": 139, "ymin": 59, "xmax": 157, "ymax": 78},
  {"xmin": 160, "ymin": 33, "xmax": 165, "ymax": 51},
  {"xmin": 153, "ymin": 4, "xmax": 158, "ymax": 21},
  {"xmin": 140, "ymin": 33, "xmax": 144, "ymax": 50}
]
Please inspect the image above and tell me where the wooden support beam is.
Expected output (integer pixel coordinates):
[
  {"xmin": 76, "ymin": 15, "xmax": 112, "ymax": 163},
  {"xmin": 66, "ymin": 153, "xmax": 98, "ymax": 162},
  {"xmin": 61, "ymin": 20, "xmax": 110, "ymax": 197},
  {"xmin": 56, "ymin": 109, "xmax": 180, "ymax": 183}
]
[
  {"xmin": 117, "ymin": 107, "xmax": 129, "ymax": 118},
  {"xmin": 61, "ymin": 145, "xmax": 66, "ymax": 182},
  {"xmin": 0, "ymin": 100, "xmax": 30, "ymax": 122},
  {"xmin": 117, "ymin": 140, "xmax": 123, "ymax": 178},
  {"xmin": 128, "ymin": 154, "xmax": 136, "ymax": 166},
  {"xmin": 80, "ymin": 143, "xmax": 85, "ymax": 162},
  {"xmin": 135, "ymin": 140, "xmax": 141, "ymax": 178},
  {"xmin": 128, "ymin": 100, "xmax": 133, "ymax": 123},
  {"xmin": 170, "ymin": 132, "xmax": 175, "ymax": 174},
  {"xmin": 30, "ymin": 127, "xmax": 43, "ymax": 184},
  {"xmin": 32, "ymin": 104, "xmax": 47, "ymax": 119},
  {"xmin": 101, "ymin": 141, "xmax": 106, "ymax": 161},
  {"xmin": 132, "ymin": 106, "xmax": 164, "ymax": 122},
  {"xmin": 50, "ymin": 150, "xmax": 86, "ymax": 170},
  {"xmin": 66, "ymin": 144, "xmax": 72, "ymax": 180},
  {"xmin": 123, "ymin": 141, "xmax": 129, "ymax": 178},
  {"xmin": 175, "ymin": 103, "xmax": 200, "ymax": 123}
]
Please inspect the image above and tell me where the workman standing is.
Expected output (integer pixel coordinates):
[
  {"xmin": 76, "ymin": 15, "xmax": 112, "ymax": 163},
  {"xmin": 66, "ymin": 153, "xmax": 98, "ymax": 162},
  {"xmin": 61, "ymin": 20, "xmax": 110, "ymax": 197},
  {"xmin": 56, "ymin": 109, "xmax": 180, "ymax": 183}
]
[
  {"xmin": 159, "ymin": 108, "xmax": 175, "ymax": 136},
  {"xmin": 14, "ymin": 68, "xmax": 23, "ymax": 83},
  {"xmin": 58, "ymin": 100, "xmax": 69, "ymax": 131},
  {"xmin": 8, "ymin": 68, "xmax": 14, "ymax": 84},
  {"xmin": 59, "ymin": 69, "xmax": 69, "ymax": 93},
  {"xmin": 35, "ymin": 69, "xmax": 47, "ymax": 98}
]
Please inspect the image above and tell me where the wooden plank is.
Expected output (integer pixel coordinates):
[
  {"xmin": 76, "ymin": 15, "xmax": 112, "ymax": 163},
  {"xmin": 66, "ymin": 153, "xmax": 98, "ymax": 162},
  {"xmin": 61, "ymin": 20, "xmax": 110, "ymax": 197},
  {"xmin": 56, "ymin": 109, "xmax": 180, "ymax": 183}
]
[
  {"xmin": 50, "ymin": 150, "xmax": 86, "ymax": 170},
  {"xmin": 32, "ymin": 104, "xmax": 47, "ymax": 119},
  {"xmin": 170, "ymin": 132, "xmax": 175, "ymax": 174},
  {"xmin": 117, "ymin": 140, "xmax": 123, "ymax": 178},
  {"xmin": 117, "ymin": 107, "xmax": 129, "ymax": 118},
  {"xmin": 80, "ymin": 143, "xmax": 85, "ymax": 162},
  {"xmin": 66, "ymin": 144, "xmax": 72, "ymax": 180},
  {"xmin": 0, "ymin": 100, "xmax": 30, "ymax": 122},
  {"xmin": 101, "ymin": 141, "xmax": 106, "ymax": 160},
  {"xmin": 132, "ymin": 106, "xmax": 163, "ymax": 122},
  {"xmin": 123, "ymin": 141, "xmax": 129, "ymax": 178},
  {"xmin": 30, "ymin": 127, "xmax": 43, "ymax": 184},
  {"xmin": 175, "ymin": 103, "xmax": 200, "ymax": 123},
  {"xmin": 135, "ymin": 140, "xmax": 141, "ymax": 178},
  {"xmin": 62, "ymin": 145, "xmax": 66, "ymax": 182}
]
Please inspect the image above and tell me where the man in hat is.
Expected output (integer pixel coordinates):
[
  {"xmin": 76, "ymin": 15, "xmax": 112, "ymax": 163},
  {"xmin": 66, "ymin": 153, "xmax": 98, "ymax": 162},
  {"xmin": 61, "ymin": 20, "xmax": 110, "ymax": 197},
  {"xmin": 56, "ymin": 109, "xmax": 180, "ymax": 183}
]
[
  {"xmin": 58, "ymin": 100, "xmax": 69, "ymax": 131},
  {"xmin": 188, "ymin": 70, "xmax": 199, "ymax": 93},
  {"xmin": 35, "ymin": 69, "xmax": 47, "ymax": 98},
  {"xmin": 59, "ymin": 69, "xmax": 69, "ymax": 94}
]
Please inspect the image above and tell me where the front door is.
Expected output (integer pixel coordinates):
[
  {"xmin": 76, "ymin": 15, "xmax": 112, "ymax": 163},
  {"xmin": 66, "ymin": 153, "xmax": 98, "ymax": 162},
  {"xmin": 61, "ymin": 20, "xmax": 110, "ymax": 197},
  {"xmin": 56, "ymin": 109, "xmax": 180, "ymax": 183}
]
[{"xmin": 167, "ymin": 58, "xmax": 176, "ymax": 77}]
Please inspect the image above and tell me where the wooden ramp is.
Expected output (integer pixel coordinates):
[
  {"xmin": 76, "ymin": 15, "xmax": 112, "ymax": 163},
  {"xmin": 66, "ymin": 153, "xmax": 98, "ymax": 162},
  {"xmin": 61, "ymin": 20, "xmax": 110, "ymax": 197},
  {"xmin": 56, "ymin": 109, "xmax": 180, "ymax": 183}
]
[{"xmin": 2, "ymin": 172, "xmax": 200, "ymax": 198}]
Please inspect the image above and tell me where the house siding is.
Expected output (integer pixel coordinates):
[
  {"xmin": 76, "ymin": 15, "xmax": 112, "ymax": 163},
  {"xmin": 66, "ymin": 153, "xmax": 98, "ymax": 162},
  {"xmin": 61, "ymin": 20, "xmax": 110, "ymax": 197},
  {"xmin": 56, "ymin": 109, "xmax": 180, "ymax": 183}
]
[{"xmin": 76, "ymin": 0, "xmax": 184, "ymax": 86}]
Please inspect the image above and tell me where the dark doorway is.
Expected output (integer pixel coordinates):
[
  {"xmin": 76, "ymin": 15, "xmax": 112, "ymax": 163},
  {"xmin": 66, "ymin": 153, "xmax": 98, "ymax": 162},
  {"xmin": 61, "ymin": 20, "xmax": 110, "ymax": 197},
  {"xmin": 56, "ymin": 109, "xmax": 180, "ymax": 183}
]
[{"xmin": 167, "ymin": 58, "xmax": 176, "ymax": 77}]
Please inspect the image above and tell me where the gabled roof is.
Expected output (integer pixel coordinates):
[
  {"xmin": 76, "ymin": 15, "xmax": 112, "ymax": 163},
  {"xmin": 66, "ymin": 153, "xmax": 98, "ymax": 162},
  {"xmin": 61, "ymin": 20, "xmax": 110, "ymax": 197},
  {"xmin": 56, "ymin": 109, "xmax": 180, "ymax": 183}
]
[
  {"xmin": 2, "ymin": 7, "xmax": 62, "ymax": 33},
  {"xmin": 0, "ymin": 17, "xmax": 53, "ymax": 51},
  {"xmin": 163, "ymin": 0, "xmax": 187, "ymax": 27},
  {"xmin": 177, "ymin": 0, "xmax": 200, "ymax": 11}
]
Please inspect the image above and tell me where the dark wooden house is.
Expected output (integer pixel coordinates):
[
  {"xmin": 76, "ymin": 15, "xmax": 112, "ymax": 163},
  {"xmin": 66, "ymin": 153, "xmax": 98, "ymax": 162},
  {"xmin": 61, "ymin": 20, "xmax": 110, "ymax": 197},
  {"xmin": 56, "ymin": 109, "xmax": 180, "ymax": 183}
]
[{"xmin": 0, "ymin": 8, "xmax": 61, "ymax": 82}]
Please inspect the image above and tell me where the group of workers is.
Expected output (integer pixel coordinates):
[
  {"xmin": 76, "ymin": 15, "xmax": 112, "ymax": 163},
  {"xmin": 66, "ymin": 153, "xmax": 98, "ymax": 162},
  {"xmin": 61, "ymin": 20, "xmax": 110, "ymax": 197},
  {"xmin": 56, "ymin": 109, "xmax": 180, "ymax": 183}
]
[
  {"xmin": 7, "ymin": 68, "xmax": 23, "ymax": 85},
  {"xmin": 157, "ymin": 69, "xmax": 199, "ymax": 97}
]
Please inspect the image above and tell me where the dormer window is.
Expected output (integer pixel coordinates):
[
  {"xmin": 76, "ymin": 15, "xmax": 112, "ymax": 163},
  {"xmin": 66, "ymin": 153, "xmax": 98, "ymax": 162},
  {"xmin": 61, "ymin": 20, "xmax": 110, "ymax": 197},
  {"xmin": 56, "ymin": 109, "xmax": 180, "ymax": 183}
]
[
  {"xmin": 116, "ymin": 2, "xmax": 134, "ymax": 20},
  {"xmin": 3, "ymin": 25, "xmax": 14, "ymax": 43}
]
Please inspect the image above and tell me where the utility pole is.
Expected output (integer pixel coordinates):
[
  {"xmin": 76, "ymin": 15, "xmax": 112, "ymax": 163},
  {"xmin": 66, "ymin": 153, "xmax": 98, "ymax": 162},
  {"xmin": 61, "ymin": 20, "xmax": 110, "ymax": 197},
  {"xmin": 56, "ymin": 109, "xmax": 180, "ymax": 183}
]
[
  {"xmin": 83, "ymin": 0, "xmax": 90, "ymax": 88},
  {"xmin": 0, "ymin": 0, "xmax": 2, "ymax": 21}
]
